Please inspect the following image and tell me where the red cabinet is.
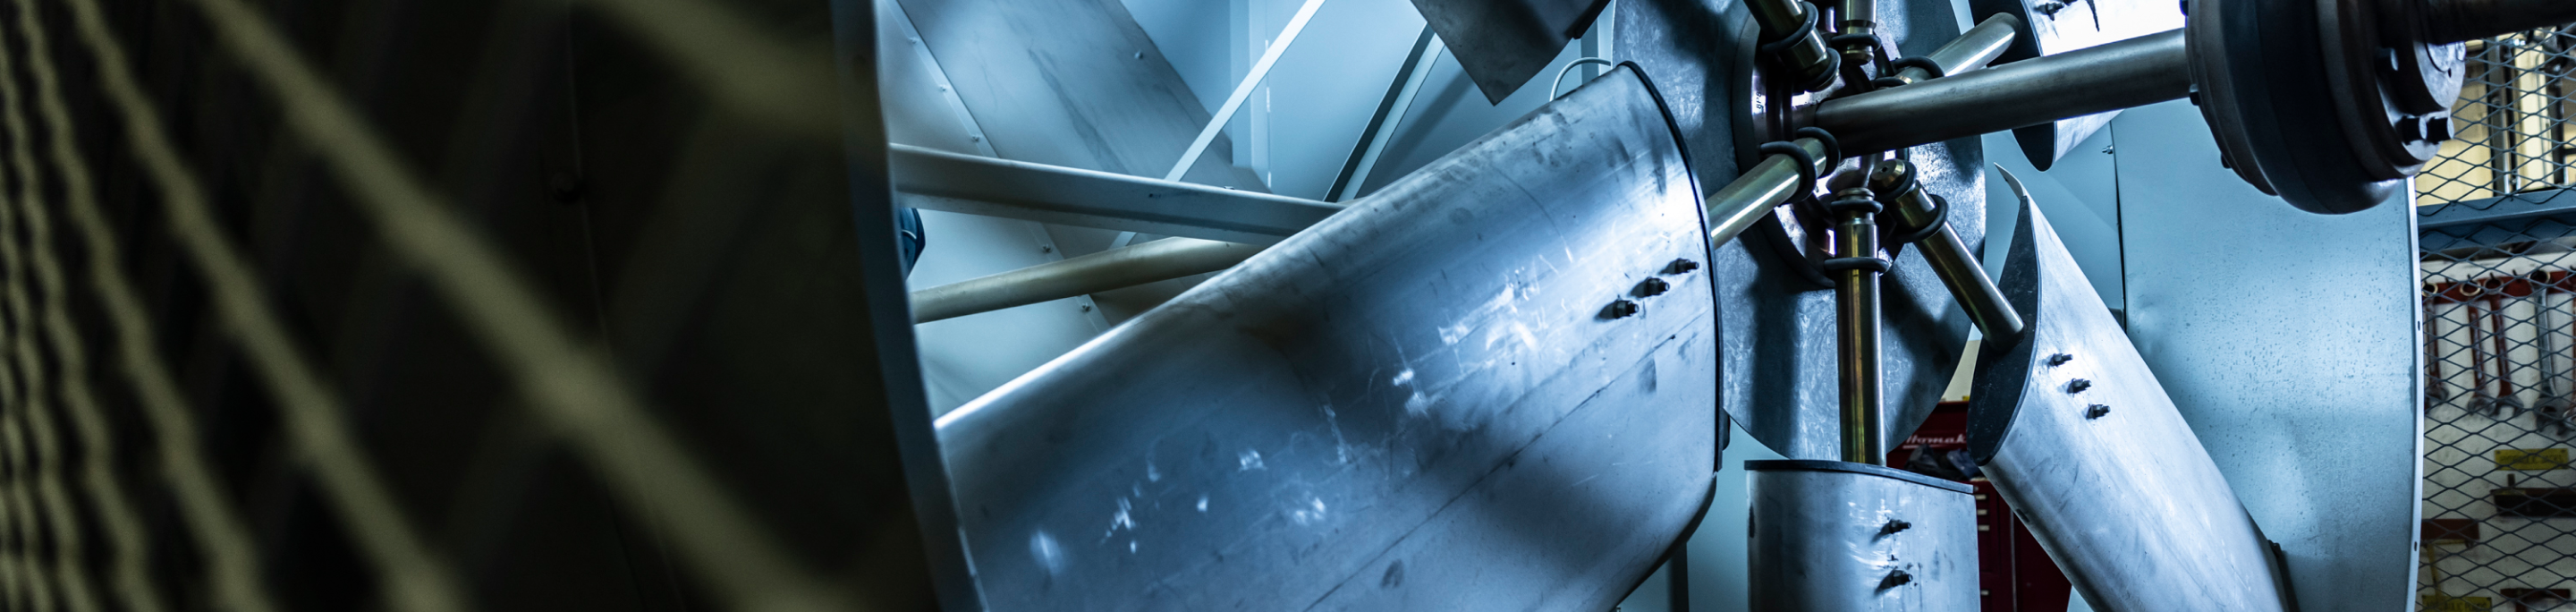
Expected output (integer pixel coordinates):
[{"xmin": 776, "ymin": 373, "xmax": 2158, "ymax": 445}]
[{"xmin": 1888, "ymin": 403, "xmax": 2073, "ymax": 612}]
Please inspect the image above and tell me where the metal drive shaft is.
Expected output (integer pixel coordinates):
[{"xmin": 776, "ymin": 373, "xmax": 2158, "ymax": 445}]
[
  {"xmin": 1807, "ymin": 30, "xmax": 2190, "ymax": 154},
  {"xmin": 1808, "ymin": 0, "xmax": 2575, "ymax": 155},
  {"xmin": 1885, "ymin": 13, "xmax": 2021, "ymax": 87}
]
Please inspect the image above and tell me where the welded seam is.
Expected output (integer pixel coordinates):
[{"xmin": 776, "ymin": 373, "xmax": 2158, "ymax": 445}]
[
  {"xmin": 0, "ymin": 66, "xmax": 44, "ymax": 610},
  {"xmin": 37, "ymin": 1, "xmax": 468, "ymax": 611},
  {"xmin": 0, "ymin": 6, "xmax": 161, "ymax": 610},
  {"xmin": 115, "ymin": 0, "xmax": 854, "ymax": 610}
]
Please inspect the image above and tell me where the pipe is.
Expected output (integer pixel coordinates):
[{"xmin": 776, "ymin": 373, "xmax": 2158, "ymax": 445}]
[
  {"xmin": 2425, "ymin": 0, "xmax": 2576, "ymax": 45},
  {"xmin": 915, "ymin": 135, "xmax": 1836, "ymax": 325},
  {"xmin": 1888, "ymin": 163, "xmax": 2028, "ymax": 345},
  {"xmin": 1888, "ymin": 13, "xmax": 2021, "ymax": 86},
  {"xmin": 1830, "ymin": 185, "xmax": 1886, "ymax": 465},
  {"xmin": 1835, "ymin": 0, "xmax": 1878, "ymax": 85},
  {"xmin": 1705, "ymin": 137, "xmax": 1835, "ymax": 247},
  {"xmin": 910, "ymin": 238, "xmax": 1259, "ymax": 323},
  {"xmin": 1807, "ymin": 30, "xmax": 2189, "ymax": 154},
  {"xmin": 1748, "ymin": 0, "xmax": 1838, "ymax": 91}
]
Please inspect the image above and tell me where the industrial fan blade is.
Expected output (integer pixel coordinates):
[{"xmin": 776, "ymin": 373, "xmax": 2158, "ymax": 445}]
[
  {"xmin": 1965, "ymin": 172, "xmax": 2294, "ymax": 612},
  {"xmin": 1410, "ymin": 0, "xmax": 1613, "ymax": 103},
  {"xmin": 936, "ymin": 66, "xmax": 1718, "ymax": 612}
]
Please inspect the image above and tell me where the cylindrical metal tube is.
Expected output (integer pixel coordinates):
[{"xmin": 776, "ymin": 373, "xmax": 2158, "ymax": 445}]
[
  {"xmin": 1890, "ymin": 13, "xmax": 2022, "ymax": 85},
  {"xmin": 1834, "ymin": 189, "xmax": 1885, "ymax": 465},
  {"xmin": 1705, "ymin": 137, "xmax": 1832, "ymax": 248},
  {"xmin": 1835, "ymin": 0, "xmax": 1877, "ymax": 81},
  {"xmin": 1836, "ymin": 0, "xmax": 1875, "ymax": 37},
  {"xmin": 1808, "ymin": 30, "xmax": 2189, "ymax": 153},
  {"xmin": 910, "ymin": 238, "xmax": 1259, "ymax": 323},
  {"xmin": 1748, "ymin": 0, "xmax": 1838, "ymax": 91},
  {"xmin": 2425, "ymin": 0, "xmax": 2576, "ymax": 45},
  {"xmin": 1872, "ymin": 160, "xmax": 2024, "ymax": 344},
  {"xmin": 1923, "ymin": 225, "xmax": 2021, "ymax": 343}
]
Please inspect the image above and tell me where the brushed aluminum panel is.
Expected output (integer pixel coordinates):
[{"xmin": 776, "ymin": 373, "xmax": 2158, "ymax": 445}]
[
  {"xmin": 937, "ymin": 67, "xmax": 1717, "ymax": 612},
  {"xmin": 1967, "ymin": 195, "xmax": 2289, "ymax": 612},
  {"xmin": 1748, "ymin": 461, "xmax": 1980, "ymax": 612}
]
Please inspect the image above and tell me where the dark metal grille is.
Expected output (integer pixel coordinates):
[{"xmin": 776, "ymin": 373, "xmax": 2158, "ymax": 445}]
[
  {"xmin": 0, "ymin": 0, "xmax": 938, "ymax": 609},
  {"xmin": 2419, "ymin": 27, "xmax": 2576, "ymax": 612}
]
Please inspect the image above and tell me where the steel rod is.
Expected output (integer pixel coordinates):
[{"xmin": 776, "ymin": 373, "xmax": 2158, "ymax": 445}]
[
  {"xmin": 910, "ymin": 238, "xmax": 1259, "ymax": 323},
  {"xmin": 1891, "ymin": 13, "xmax": 2021, "ymax": 85},
  {"xmin": 1807, "ymin": 30, "xmax": 2189, "ymax": 154},
  {"xmin": 914, "ymin": 135, "xmax": 1835, "ymax": 325},
  {"xmin": 1166, "ymin": 0, "xmax": 1329, "ymax": 182},
  {"xmin": 1833, "ymin": 187, "xmax": 1885, "ymax": 465},
  {"xmin": 894, "ymin": 144, "xmax": 1341, "ymax": 243},
  {"xmin": 1748, "ymin": 0, "xmax": 1837, "ymax": 90},
  {"xmin": 1705, "ymin": 137, "xmax": 1833, "ymax": 247},
  {"xmin": 1329, "ymin": 29, "xmax": 1444, "ymax": 202}
]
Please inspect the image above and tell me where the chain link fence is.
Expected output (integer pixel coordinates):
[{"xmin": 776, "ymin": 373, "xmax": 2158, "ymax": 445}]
[
  {"xmin": 2419, "ymin": 26, "xmax": 2576, "ymax": 612},
  {"xmin": 0, "ymin": 0, "xmax": 937, "ymax": 610}
]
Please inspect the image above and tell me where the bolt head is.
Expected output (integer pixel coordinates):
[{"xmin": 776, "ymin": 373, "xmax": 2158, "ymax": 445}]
[
  {"xmin": 1602, "ymin": 300, "xmax": 1641, "ymax": 319},
  {"xmin": 1633, "ymin": 277, "xmax": 1672, "ymax": 298}
]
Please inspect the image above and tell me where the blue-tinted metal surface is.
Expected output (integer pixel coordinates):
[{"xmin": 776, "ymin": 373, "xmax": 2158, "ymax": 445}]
[
  {"xmin": 894, "ymin": 0, "xmax": 1268, "ymax": 191},
  {"xmin": 1620, "ymin": 0, "xmax": 1986, "ymax": 461},
  {"xmin": 1748, "ymin": 461, "xmax": 1979, "ymax": 612},
  {"xmin": 1963, "ymin": 0, "xmax": 2181, "ymax": 170},
  {"xmin": 1970, "ymin": 189, "xmax": 2289, "ymax": 612},
  {"xmin": 937, "ymin": 68, "xmax": 1718, "ymax": 611},
  {"xmin": 2111, "ymin": 100, "xmax": 2421, "ymax": 612},
  {"xmin": 891, "ymin": 145, "xmax": 1343, "ymax": 244},
  {"xmin": 1408, "ymin": 0, "xmax": 1610, "ymax": 102}
]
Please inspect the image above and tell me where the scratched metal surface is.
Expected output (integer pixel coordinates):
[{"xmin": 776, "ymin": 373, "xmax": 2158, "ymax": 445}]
[
  {"xmin": 936, "ymin": 68, "xmax": 1719, "ymax": 611},
  {"xmin": 894, "ymin": 0, "xmax": 1270, "ymax": 320},
  {"xmin": 1747, "ymin": 461, "xmax": 1979, "ymax": 612},
  {"xmin": 1620, "ymin": 0, "xmax": 1985, "ymax": 461},
  {"xmin": 1966, "ymin": 196, "xmax": 2290, "ymax": 612}
]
